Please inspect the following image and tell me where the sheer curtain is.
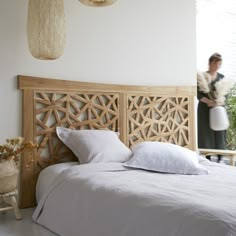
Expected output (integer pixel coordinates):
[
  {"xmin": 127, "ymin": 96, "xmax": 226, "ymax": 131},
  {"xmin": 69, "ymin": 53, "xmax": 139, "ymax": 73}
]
[{"xmin": 196, "ymin": 0, "xmax": 236, "ymax": 79}]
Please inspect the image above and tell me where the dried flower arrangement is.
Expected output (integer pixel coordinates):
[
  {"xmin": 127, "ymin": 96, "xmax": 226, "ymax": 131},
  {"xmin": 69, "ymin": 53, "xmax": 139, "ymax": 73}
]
[
  {"xmin": 0, "ymin": 137, "xmax": 38, "ymax": 194},
  {"xmin": 0, "ymin": 137, "xmax": 38, "ymax": 163},
  {"xmin": 197, "ymin": 71, "xmax": 235, "ymax": 105}
]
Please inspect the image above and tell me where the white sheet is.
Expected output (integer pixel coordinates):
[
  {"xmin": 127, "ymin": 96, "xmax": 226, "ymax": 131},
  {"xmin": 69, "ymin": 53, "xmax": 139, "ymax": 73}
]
[
  {"xmin": 36, "ymin": 162, "xmax": 78, "ymax": 203},
  {"xmin": 33, "ymin": 160, "xmax": 236, "ymax": 236}
]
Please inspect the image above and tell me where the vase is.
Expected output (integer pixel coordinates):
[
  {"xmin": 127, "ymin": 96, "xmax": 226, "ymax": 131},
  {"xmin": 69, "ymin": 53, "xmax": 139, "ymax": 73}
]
[{"xmin": 209, "ymin": 106, "xmax": 229, "ymax": 131}]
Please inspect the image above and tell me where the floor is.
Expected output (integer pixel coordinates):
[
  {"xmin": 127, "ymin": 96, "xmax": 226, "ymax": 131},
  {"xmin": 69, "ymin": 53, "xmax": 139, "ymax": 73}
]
[
  {"xmin": 0, "ymin": 208, "xmax": 57, "ymax": 236},
  {"xmin": 210, "ymin": 156, "xmax": 231, "ymax": 165}
]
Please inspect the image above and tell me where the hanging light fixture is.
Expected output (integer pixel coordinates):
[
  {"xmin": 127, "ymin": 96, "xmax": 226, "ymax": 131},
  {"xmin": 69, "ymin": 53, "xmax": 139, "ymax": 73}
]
[
  {"xmin": 27, "ymin": 0, "xmax": 66, "ymax": 60},
  {"xmin": 79, "ymin": 0, "xmax": 117, "ymax": 7}
]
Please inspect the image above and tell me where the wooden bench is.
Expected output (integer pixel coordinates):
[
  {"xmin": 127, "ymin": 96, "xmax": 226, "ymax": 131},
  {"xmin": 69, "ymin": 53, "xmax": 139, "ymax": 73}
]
[
  {"xmin": 0, "ymin": 191, "xmax": 22, "ymax": 220},
  {"xmin": 198, "ymin": 149, "xmax": 236, "ymax": 166}
]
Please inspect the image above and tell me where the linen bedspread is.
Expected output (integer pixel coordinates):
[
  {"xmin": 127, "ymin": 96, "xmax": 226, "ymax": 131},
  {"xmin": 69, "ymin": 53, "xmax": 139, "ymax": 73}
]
[{"xmin": 33, "ymin": 160, "xmax": 236, "ymax": 236}]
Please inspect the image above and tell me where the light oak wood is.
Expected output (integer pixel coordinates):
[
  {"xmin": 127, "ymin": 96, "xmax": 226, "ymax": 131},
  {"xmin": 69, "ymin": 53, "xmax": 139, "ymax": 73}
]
[
  {"xmin": 198, "ymin": 148, "xmax": 236, "ymax": 166},
  {"xmin": 18, "ymin": 75, "xmax": 196, "ymax": 208},
  {"xmin": 18, "ymin": 75, "xmax": 196, "ymax": 95},
  {"xmin": 0, "ymin": 191, "xmax": 22, "ymax": 220}
]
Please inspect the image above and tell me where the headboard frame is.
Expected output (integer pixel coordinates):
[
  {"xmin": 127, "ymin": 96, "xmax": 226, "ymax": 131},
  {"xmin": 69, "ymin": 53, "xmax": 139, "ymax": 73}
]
[{"xmin": 18, "ymin": 75, "xmax": 196, "ymax": 208}]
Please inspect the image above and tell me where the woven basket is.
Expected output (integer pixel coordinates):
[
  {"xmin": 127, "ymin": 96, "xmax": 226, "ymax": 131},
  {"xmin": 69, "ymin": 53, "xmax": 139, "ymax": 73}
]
[{"xmin": 0, "ymin": 159, "xmax": 19, "ymax": 194}]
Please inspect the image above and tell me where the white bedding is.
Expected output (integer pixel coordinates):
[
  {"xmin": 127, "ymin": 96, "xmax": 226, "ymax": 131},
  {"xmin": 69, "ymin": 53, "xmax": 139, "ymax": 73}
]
[
  {"xmin": 33, "ymin": 159, "xmax": 236, "ymax": 236},
  {"xmin": 36, "ymin": 162, "xmax": 78, "ymax": 203}
]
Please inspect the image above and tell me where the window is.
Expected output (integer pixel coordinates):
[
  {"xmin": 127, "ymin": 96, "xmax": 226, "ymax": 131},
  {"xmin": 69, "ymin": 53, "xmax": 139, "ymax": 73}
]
[{"xmin": 196, "ymin": 0, "xmax": 236, "ymax": 79}]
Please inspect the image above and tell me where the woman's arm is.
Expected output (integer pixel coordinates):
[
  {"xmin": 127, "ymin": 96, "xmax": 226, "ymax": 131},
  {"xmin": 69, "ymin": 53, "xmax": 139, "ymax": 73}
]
[
  {"xmin": 197, "ymin": 86, "xmax": 216, "ymax": 107},
  {"xmin": 199, "ymin": 96, "xmax": 216, "ymax": 107}
]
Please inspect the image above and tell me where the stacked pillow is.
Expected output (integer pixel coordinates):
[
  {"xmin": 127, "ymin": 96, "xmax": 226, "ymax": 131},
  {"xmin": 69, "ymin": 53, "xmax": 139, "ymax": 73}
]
[
  {"xmin": 57, "ymin": 127, "xmax": 208, "ymax": 175},
  {"xmin": 56, "ymin": 127, "xmax": 132, "ymax": 164},
  {"xmin": 124, "ymin": 141, "xmax": 208, "ymax": 175}
]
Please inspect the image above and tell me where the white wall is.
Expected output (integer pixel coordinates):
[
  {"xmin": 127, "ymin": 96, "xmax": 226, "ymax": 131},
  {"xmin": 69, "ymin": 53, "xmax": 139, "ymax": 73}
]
[{"xmin": 0, "ymin": 0, "xmax": 196, "ymax": 142}]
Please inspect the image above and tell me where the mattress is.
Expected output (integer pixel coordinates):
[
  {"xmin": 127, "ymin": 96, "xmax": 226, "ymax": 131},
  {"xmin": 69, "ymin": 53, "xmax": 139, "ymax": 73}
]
[{"xmin": 33, "ymin": 160, "xmax": 236, "ymax": 236}]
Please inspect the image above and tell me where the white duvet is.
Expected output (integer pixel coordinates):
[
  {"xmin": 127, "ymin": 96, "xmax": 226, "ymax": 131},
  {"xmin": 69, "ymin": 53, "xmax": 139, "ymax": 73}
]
[{"xmin": 33, "ymin": 159, "xmax": 236, "ymax": 236}]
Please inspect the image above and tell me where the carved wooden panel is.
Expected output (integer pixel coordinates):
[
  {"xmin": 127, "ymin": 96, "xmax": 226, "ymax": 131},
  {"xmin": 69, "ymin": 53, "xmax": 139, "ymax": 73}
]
[
  {"xmin": 127, "ymin": 95, "xmax": 191, "ymax": 148},
  {"xmin": 34, "ymin": 91, "xmax": 119, "ymax": 170}
]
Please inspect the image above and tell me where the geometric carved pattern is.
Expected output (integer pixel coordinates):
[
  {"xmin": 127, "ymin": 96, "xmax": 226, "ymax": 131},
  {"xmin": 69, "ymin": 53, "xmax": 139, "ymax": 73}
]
[
  {"xmin": 35, "ymin": 92, "xmax": 119, "ymax": 170},
  {"xmin": 128, "ymin": 95, "xmax": 190, "ymax": 147}
]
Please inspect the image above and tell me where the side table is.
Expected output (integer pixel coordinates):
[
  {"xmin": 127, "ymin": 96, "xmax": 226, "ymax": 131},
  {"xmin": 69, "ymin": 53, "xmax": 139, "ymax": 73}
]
[
  {"xmin": 198, "ymin": 148, "xmax": 236, "ymax": 166},
  {"xmin": 0, "ymin": 190, "xmax": 22, "ymax": 220}
]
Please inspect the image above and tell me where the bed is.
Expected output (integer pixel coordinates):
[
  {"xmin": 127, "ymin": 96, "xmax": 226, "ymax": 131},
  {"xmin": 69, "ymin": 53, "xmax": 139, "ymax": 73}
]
[{"xmin": 18, "ymin": 75, "xmax": 236, "ymax": 236}]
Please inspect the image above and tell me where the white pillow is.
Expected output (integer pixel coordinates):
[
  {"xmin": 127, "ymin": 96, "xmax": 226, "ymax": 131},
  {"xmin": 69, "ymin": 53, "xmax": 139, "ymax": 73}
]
[
  {"xmin": 124, "ymin": 141, "xmax": 208, "ymax": 175},
  {"xmin": 56, "ymin": 127, "xmax": 132, "ymax": 164}
]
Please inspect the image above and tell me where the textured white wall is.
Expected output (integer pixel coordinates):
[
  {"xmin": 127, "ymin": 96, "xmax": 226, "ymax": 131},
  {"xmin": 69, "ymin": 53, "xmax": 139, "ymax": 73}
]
[{"xmin": 0, "ymin": 0, "xmax": 196, "ymax": 141}]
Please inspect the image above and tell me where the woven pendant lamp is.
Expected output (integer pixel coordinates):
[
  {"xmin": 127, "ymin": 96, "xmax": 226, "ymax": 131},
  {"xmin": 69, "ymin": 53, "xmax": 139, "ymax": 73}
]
[
  {"xmin": 79, "ymin": 0, "xmax": 117, "ymax": 7},
  {"xmin": 27, "ymin": 0, "xmax": 66, "ymax": 60}
]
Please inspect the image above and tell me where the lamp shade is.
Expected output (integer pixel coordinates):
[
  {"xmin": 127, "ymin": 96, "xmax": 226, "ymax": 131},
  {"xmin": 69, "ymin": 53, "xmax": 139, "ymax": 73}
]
[
  {"xmin": 209, "ymin": 106, "xmax": 229, "ymax": 131},
  {"xmin": 27, "ymin": 0, "xmax": 66, "ymax": 60},
  {"xmin": 79, "ymin": 0, "xmax": 117, "ymax": 7}
]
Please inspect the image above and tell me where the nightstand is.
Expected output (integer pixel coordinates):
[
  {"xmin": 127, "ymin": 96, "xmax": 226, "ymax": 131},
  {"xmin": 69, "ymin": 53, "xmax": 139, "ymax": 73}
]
[{"xmin": 0, "ymin": 190, "xmax": 22, "ymax": 220}]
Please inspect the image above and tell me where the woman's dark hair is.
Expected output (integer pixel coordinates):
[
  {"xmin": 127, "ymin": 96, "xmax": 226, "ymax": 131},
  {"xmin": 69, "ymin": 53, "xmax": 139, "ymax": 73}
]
[{"xmin": 209, "ymin": 53, "xmax": 222, "ymax": 64}]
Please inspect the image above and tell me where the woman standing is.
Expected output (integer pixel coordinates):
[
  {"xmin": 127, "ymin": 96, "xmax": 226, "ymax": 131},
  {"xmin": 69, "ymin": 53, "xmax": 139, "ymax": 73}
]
[{"xmin": 197, "ymin": 53, "xmax": 226, "ymax": 162}]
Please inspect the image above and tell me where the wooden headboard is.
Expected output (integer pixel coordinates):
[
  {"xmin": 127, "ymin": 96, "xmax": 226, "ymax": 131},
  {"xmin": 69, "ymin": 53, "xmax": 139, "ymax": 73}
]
[{"xmin": 18, "ymin": 75, "xmax": 196, "ymax": 208}]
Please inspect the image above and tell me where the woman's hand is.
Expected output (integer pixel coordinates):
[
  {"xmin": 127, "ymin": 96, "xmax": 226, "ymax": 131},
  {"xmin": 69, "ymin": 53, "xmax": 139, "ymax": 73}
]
[
  {"xmin": 200, "ymin": 97, "xmax": 216, "ymax": 107},
  {"xmin": 207, "ymin": 100, "xmax": 216, "ymax": 107}
]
